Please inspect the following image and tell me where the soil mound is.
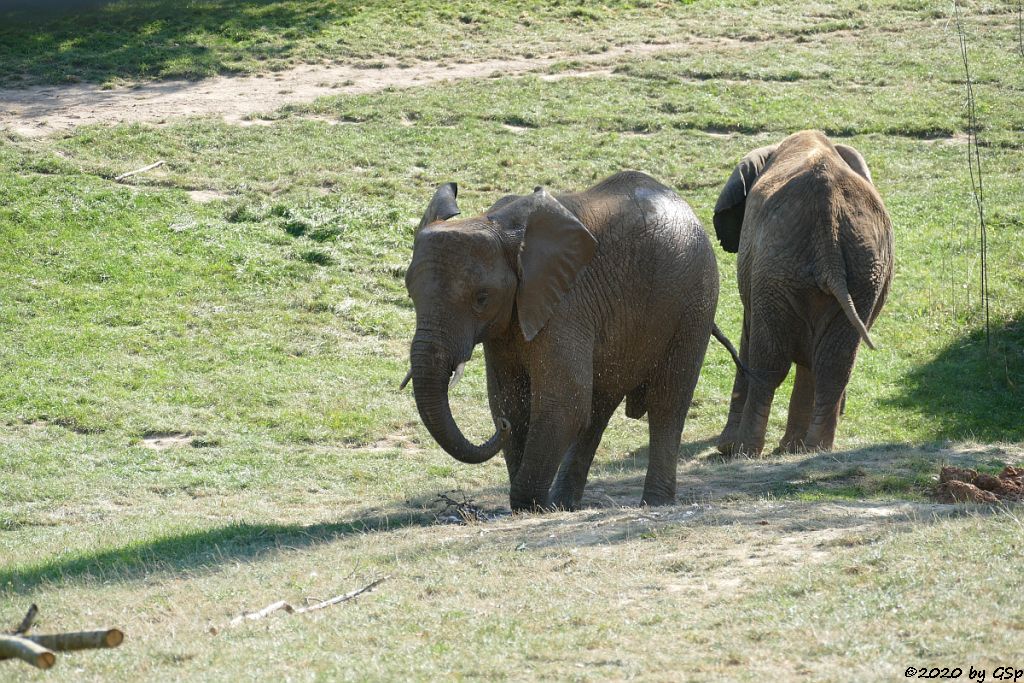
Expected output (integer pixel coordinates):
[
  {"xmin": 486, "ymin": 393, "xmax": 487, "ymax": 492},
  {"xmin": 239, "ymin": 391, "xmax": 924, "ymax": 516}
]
[{"xmin": 935, "ymin": 465, "xmax": 1024, "ymax": 504}]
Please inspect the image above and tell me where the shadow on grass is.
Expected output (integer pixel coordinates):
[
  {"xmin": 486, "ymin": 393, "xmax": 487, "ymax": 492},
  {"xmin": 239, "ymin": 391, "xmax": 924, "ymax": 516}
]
[
  {"xmin": 5, "ymin": 442, "xmax": 1018, "ymax": 590},
  {"xmin": 0, "ymin": 509, "xmax": 433, "ymax": 592},
  {"xmin": 885, "ymin": 316, "xmax": 1024, "ymax": 442},
  {"xmin": 590, "ymin": 440, "xmax": 1021, "ymax": 506},
  {"xmin": 0, "ymin": 1, "xmax": 358, "ymax": 86}
]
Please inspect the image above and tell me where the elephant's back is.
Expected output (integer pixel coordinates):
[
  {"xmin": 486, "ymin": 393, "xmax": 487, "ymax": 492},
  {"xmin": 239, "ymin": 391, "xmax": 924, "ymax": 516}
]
[
  {"xmin": 562, "ymin": 171, "xmax": 712, "ymax": 263},
  {"xmin": 558, "ymin": 172, "xmax": 719, "ymax": 389}
]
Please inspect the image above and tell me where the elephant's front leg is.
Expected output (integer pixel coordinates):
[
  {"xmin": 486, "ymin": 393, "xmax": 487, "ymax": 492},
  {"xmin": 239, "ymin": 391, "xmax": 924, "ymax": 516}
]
[
  {"xmin": 549, "ymin": 395, "xmax": 620, "ymax": 510},
  {"xmin": 484, "ymin": 345, "xmax": 530, "ymax": 482},
  {"xmin": 509, "ymin": 343, "xmax": 593, "ymax": 511}
]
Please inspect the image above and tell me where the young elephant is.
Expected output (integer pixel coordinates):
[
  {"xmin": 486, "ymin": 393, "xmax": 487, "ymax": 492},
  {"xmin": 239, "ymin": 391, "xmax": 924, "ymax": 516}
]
[
  {"xmin": 404, "ymin": 172, "xmax": 720, "ymax": 510},
  {"xmin": 713, "ymin": 130, "xmax": 894, "ymax": 456}
]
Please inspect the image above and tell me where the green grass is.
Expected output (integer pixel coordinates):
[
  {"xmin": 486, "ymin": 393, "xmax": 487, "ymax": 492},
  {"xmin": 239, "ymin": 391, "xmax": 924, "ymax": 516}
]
[
  {"xmin": 0, "ymin": 0, "xmax": 697, "ymax": 87},
  {"xmin": 1, "ymin": 0, "xmax": 1023, "ymax": 680}
]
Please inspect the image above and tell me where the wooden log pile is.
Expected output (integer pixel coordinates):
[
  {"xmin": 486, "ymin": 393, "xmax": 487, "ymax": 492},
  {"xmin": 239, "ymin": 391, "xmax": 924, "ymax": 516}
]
[{"xmin": 0, "ymin": 604, "xmax": 124, "ymax": 670}]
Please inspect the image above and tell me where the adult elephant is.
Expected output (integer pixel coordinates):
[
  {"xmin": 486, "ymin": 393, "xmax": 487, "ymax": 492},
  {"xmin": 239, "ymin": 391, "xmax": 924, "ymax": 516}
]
[
  {"xmin": 713, "ymin": 130, "xmax": 894, "ymax": 456},
  {"xmin": 404, "ymin": 171, "xmax": 725, "ymax": 511}
]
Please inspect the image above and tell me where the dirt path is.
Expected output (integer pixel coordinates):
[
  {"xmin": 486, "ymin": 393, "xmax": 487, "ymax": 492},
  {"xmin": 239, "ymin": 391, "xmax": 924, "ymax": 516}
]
[{"xmin": 0, "ymin": 40, "xmax": 735, "ymax": 138}]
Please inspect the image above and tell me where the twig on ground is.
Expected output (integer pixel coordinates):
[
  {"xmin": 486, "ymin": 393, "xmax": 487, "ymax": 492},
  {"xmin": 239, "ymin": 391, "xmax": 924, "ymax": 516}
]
[
  {"xmin": 114, "ymin": 160, "xmax": 165, "ymax": 182},
  {"xmin": 435, "ymin": 491, "xmax": 492, "ymax": 523},
  {"xmin": 12, "ymin": 604, "xmax": 38, "ymax": 635},
  {"xmin": 292, "ymin": 576, "xmax": 388, "ymax": 614},
  {"xmin": 215, "ymin": 577, "xmax": 389, "ymax": 633},
  {"xmin": 228, "ymin": 600, "xmax": 295, "ymax": 627}
]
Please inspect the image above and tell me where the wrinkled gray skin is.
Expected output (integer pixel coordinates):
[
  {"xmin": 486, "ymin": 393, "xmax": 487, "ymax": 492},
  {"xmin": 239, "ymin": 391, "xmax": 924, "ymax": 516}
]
[
  {"xmin": 406, "ymin": 171, "xmax": 719, "ymax": 510},
  {"xmin": 713, "ymin": 130, "xmax": 894, "ymax": 456}
]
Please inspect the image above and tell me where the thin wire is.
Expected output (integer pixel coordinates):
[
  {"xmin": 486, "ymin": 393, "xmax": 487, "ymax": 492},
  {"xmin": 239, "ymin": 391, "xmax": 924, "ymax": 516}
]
[{"xmin": 954, "ymin": 0, "xmax": 990, "ymax": 349}]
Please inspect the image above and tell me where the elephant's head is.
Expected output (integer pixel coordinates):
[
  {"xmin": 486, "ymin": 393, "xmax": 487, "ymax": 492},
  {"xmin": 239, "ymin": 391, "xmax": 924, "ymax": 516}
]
[
  {"xmin": 405, "ymin": 182, "xmax": 597, "ymax": 463},
  {"xmin": 713, "ymin": 136, "xmax": 873, "ymax": 253}
]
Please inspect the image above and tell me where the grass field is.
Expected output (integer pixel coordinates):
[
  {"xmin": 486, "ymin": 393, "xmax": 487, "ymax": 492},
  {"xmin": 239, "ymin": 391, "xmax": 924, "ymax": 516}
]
[{"xmin": 1, "ymin": 0, "xmax": 1023, "ymax": 680}]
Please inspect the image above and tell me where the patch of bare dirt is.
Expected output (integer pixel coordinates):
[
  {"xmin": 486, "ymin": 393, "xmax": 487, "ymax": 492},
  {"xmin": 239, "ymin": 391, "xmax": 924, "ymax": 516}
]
[
  {"xmin": 141, "ymin": 431, "xmax": 193, "ymax": 450},
  {"xmin": 0, "ymin": 39, "xmax": 743, "ymax": 137},
  {"xmin": 935, "ymin": 465, "xmax": 1024, "ymax": 504},
  {"xmin": 186, "ymin": 189, "xmax": 232, "ymax": 203}
]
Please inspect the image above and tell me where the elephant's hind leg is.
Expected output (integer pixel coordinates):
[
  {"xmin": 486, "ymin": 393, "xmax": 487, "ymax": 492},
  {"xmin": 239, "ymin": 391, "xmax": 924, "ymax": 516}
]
[
  {"xmin": 775, "ymin": 364, "xmax": 815, "ymax": 454},
  {"xmin": 550, "ymin": 395, "xmax": 621, "ymax": 510},
  {"xmin": 716, "ymin": 318, "xmax": 749, "ymax": 455},
  {"xmin": 642, "ymin": 334, "xmax": 709, "ymax": 506},
  {"xmin": 803, "ymin": 318, "xmax": 860, "ymax": 451},
  {"xmin": 733, "ymin": 307, "xmax": 794, "ymax": 456}
]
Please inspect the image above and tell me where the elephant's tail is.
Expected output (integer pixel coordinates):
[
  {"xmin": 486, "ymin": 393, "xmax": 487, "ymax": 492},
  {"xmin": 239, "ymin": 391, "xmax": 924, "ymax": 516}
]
[
  {"xmin": 711, "ymin": 323, "xmax": 750, "ymax": 377},
  {"xmin": 827, "ymin": 276, "xmax": 876, "ymax": 350}
]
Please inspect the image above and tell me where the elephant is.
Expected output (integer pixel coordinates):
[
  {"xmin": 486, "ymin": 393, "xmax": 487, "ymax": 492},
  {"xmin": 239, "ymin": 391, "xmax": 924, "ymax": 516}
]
[
  {"xmin": 712, "ymin": 130, "xmax": 894, "ymax": 456},
  {"xmin": 403, "ymin": 171, "xmax": 728, "ymax": 511}
]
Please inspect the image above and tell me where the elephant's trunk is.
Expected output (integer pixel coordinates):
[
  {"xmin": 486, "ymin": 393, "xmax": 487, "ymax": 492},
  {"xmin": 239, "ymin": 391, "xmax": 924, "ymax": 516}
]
[{"xmin": 410, "ymin": 339, "xmax": 509, "ymax": 464}]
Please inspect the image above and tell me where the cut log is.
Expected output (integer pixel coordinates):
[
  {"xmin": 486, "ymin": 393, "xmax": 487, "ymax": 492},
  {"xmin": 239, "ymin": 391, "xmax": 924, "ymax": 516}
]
[
  {"xmin": 0, "ymin": 635, "xmax": 56, "ymax": 669},
  {"xmin": 25, "ymin": 630, "xmax": 124, "ymax": 652}
]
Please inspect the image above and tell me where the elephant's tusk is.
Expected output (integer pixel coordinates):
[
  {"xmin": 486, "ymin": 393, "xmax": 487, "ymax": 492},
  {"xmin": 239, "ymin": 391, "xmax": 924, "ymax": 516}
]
[
  {"xmin": 398, "ymin": 368, "xmax": 413, "ymax": 391},
  {"xmin": 449, "ymin": 361, "xmax": 467, "ymax": 389}
]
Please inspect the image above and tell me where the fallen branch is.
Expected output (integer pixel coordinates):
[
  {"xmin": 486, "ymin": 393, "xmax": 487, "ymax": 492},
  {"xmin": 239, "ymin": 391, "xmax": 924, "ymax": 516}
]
[
  {"xmin": 114, "ymin": 159, "xmax": 165, "ymax": 182},
  {"xmin": 0, "ymin": 635, "xmax": 56, "ymax": 669},
  {"xmin": 13, "ymin": 604, "xmax": 38, "ymax": 635},
  {"xmin": 292, "ymin": 576, "xmax": 388, "ymax": 614},
  {"xmin": 215, "ymin": 577, "xmax": 388, "ymax": 633},
  {"xmin": 228, "ymin": 600, "xmax": 295, "ymax": 627}
]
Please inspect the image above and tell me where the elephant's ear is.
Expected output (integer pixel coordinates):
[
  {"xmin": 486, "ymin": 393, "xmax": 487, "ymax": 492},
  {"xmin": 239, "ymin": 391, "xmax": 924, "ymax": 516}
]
[
  {"xmin": 418, "ymin": 182, "xmax": 460, "ymax": 231},
  {"xmin": 489, "ymin": 188, "xmax": 597, "ymax": 342},
  {"xmin": 713, "ymin": 144, "xmax": 778, "ymax": 253},
  {"xmin": 835, "ymin": 144, "xmax": 873, "ymax": 184}
]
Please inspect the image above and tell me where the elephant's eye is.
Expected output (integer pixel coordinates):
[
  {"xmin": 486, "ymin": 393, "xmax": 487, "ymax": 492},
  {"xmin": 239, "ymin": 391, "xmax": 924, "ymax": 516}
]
[{"xmin": 473, "ymin": 290, "xmax": 490, "ymax": 311}]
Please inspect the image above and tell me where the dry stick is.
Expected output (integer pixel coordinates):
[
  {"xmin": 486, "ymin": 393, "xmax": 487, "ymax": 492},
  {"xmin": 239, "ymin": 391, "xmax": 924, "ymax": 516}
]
[
  {"xmin": 222, "ymin": 577, "xmax": 388, "ymax": 629},
  {"xmin": 0, "ymin": 635, "xmax": 56, "ymax": 669},
  {"xmin": 13, "ymin": 604, "xmax": 38, "ymax": 635},
  {"xmin": 954, "ymin": 1, "xmax": 990, "ymax": 349},
  {"xmin": 228, "ymin": 600, "xmax": 295, "ymax": 626},
  {"xmin": 114, "ymin": 159, "xmax": 165, "ymax": 182},
  {"xmin": 292, "ymin": 576, "xmax": 389, "ymax": 614}
]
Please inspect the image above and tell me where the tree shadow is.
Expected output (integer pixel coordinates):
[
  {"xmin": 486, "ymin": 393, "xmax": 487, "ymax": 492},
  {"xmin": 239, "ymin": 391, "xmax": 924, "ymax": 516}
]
[
  {"xmin": 0, "ymin": 1, "xmax": 360, "ymax": 86},
  {"xmin": 884, "ymin": 316, "xmax": 1024, "ymax": 442},
  {"xmin": 0, "ymin": 508, "xmax": 433, "ymax": 592}
]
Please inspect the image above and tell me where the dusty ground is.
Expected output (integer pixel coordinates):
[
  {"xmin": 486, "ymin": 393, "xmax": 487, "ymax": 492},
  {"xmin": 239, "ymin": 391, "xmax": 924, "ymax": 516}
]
[{"xmin": 0, "ymin": 39, "xmax": 745, "ymax": 137}]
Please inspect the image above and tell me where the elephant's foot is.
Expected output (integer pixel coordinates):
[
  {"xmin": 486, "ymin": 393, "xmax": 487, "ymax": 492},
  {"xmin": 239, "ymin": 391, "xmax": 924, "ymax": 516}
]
[
  {"xmin": 640, "ymin": 492, "xmax": 676, "ymax": 507},
  {"xmin": 548, "ymin": 486, "xmax": 581, "ymax": 512},
  {"xmin": 728, "ymin": 440, "xmax": 766, "ymax": 458},
  {"xmin": 640, "ymin": 483, "xmax": 677, "ymax": 507},
  {"xmin": 509, "ymin": 488, "xmax": 553, "ymax": 513},
  {"xmin": 773, "ymin": 438, "xmax": 808, "ymax": 455}
]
